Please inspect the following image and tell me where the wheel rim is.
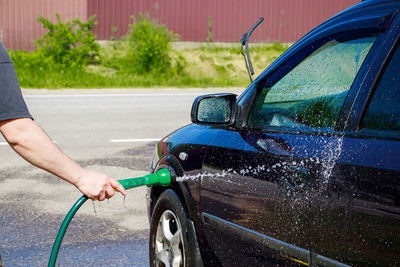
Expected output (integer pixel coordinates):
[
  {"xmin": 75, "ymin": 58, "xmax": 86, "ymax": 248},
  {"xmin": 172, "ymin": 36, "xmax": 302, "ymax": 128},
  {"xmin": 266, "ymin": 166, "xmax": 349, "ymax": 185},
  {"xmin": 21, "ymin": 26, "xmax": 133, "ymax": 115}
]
[{"xmin": 154, "ymin": 210, "xmax": 185, "ymax": 267}]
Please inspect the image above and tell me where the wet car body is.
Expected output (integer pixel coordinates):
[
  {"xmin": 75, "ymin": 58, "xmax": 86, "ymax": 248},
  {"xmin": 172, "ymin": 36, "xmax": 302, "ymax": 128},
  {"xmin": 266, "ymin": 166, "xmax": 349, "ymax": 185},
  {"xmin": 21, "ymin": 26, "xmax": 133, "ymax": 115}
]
[{"xmin": 147, "ymin": 1, "xmax": 400, "ymax": 266}]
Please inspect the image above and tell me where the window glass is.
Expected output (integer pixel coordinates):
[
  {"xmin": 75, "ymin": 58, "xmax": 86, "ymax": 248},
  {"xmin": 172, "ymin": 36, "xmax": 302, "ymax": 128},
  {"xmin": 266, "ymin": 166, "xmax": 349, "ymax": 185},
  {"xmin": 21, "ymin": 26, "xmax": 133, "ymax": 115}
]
[
  {"xmin": 361, "ymin": 42, "xmax": 400, "ymax": 132},
  {"xmin": 249, "ymin": 36, "xmax": 377, "ymax": 129}
]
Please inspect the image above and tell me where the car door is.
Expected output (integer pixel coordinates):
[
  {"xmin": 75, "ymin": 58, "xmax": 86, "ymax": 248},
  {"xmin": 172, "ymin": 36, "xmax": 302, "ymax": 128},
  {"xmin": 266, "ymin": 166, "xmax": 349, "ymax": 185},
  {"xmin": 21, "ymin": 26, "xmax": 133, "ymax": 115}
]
[
  {"xmin": 310, "ymin": 19, "xmax": 400, "ymax": 266},
  {"xmin": 198, "ymin": 10, "xmax": 389, "ymax": 266}
]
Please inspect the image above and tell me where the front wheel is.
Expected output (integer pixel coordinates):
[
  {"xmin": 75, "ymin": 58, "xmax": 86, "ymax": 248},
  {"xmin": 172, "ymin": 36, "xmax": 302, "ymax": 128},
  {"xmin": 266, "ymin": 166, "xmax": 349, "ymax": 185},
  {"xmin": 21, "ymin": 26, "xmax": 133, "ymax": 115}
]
[{"xmin": 149, "ymin": 190, "xmax": 199, "ymax": 267}]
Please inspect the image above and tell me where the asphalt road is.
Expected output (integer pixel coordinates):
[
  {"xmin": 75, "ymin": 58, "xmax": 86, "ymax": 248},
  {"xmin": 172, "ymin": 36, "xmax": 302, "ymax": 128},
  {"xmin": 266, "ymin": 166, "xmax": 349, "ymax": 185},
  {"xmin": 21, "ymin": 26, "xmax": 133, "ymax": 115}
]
[{"xmin": 0, "ymin": 88, "xmax": 243, "ymax": 266}]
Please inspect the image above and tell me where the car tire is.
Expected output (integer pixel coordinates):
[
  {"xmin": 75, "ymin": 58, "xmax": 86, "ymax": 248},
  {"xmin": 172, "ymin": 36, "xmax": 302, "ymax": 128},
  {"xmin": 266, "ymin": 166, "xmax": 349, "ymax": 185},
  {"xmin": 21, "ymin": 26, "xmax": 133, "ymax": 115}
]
[{"xmin": 149, "ymin": 189, "xmax": 201, "ymax": 267}]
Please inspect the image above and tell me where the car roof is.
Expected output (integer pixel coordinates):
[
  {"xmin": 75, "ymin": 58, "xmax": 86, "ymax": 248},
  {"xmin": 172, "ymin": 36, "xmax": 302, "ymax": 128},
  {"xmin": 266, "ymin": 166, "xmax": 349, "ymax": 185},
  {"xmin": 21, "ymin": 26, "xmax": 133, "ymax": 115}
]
[
  {"xmin": 307, "ymin": 0, "xmax": 399, "ymax": 41},
  {"xmin": 334, "ymin": 0, "xmax": 400, "ymax": 19}
]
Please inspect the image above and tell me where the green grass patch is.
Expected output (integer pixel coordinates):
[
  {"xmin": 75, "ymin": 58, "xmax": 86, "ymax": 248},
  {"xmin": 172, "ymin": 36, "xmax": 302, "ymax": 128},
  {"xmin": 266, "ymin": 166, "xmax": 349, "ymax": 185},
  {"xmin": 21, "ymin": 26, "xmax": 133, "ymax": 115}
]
[{"xmin": 10, "ymin": 42, "xmax": 289, "ymax": 89}]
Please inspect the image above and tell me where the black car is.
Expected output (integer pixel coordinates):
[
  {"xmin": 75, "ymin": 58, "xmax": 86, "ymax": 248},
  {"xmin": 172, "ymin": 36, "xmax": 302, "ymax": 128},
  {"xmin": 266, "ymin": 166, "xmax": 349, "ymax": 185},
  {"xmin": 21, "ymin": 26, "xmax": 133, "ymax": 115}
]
[{"xmin": 146, "ymin": 1, "xmax": 400, "ymax": 266}]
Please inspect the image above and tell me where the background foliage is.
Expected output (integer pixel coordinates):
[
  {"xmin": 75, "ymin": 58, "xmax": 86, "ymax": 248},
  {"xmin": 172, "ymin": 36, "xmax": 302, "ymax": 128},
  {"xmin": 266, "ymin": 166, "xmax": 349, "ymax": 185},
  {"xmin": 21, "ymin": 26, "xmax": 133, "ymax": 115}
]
[
  {"xmin": 126, "ymin": 13, "xmax": 177, "ymax": 74},
  {"xmin": 8, "ymin": 14, "xmax": 289, "ymax": 88},
  {"xmin": 36, "ymin": 13, "xmax": 100, "ymax": 68}
]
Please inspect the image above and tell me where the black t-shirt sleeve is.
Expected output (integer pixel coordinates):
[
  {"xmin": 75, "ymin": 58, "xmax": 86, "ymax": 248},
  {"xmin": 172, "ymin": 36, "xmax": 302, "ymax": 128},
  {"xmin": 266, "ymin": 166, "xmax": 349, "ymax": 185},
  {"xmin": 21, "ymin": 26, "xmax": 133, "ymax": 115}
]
[{"xmin": 0, "ymin": 42, "xmax": 33, "ymax": 121}]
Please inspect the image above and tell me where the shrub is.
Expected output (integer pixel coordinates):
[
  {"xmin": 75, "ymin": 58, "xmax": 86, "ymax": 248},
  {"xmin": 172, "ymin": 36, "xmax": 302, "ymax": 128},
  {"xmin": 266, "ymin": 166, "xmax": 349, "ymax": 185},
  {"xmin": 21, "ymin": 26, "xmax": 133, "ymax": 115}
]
[
  {"xmin": 36, "ymin": 13, "xmax": 100, "ymax": 68},
  {"xmin": 126, "ymin": 13, "xmax": 178, "ymax": 74}
]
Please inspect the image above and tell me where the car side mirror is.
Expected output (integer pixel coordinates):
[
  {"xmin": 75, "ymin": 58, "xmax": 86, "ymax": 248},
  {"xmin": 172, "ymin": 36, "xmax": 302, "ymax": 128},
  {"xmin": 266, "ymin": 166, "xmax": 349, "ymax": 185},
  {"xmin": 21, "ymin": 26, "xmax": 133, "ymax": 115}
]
[{"xmin": 191, "ymin": 93, "xmax": 237, "ymax": 125}]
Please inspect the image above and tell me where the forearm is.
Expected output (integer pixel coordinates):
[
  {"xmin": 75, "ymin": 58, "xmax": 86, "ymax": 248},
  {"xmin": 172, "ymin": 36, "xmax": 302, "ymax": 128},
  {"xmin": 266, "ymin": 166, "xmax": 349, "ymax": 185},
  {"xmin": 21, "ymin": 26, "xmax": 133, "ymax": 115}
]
[
  {"xmin": 0, "ymin": 118, "xmax": 83, "ymax": 185},
  {"xmin": 0, "ymin": 118, "xmax": 126, "ymax": 200}
]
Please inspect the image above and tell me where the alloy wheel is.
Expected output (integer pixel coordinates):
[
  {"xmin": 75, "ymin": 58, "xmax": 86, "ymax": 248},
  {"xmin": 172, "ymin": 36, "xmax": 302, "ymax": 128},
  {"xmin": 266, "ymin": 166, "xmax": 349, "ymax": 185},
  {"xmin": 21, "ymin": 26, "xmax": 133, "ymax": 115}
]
[{"xmin": 154, "ymin": 210, "xmax": 185, "ymax": 267}]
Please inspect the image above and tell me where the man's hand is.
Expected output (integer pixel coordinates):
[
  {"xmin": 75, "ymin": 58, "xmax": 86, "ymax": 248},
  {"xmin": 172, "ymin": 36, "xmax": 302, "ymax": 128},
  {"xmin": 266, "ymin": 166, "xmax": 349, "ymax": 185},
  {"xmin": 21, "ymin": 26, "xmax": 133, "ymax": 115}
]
[{"xmin": 75, "ymin": 169, "xmax": 127, "ymax": 201}]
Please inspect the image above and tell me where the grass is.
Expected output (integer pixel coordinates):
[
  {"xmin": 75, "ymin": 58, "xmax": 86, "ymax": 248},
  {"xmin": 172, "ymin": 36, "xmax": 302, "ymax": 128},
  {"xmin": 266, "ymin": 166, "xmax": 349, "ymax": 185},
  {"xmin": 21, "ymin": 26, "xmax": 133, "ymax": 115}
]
[{"xmin": 11, "ymin": 42, "xmax": 289, "ymax": 89}]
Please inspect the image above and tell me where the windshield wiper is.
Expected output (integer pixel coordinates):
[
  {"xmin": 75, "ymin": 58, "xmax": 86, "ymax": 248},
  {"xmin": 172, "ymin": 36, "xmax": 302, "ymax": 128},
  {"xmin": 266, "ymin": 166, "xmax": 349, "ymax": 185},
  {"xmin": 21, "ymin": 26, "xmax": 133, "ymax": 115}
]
[{"xmin": 241, "ymin": 17, "xmax": 264, "ymax": 83}]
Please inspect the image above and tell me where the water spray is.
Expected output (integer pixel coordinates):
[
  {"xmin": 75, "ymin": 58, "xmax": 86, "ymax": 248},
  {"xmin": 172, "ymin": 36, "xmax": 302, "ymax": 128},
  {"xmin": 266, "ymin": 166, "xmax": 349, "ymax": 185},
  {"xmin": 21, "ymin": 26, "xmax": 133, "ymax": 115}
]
[{"xmin": 48, "ymin": 167, "xmax": 176, "ymax": 267}]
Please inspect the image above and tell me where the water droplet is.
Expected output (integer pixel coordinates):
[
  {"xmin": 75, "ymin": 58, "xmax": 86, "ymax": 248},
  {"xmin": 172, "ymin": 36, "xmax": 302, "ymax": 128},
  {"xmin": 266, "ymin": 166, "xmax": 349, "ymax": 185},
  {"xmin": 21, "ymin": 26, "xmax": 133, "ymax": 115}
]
[{"xmin": 92, "ymin": 200, "xmax": 97, "ymax": 215}]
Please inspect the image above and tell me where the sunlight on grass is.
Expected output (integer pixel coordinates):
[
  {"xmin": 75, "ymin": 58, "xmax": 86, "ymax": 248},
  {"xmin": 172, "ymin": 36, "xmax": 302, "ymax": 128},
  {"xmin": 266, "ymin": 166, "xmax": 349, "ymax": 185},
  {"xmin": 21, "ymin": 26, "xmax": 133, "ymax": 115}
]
[{"xmin": 11, "ymin": 42, "xmax": 289, "ymax": 89}]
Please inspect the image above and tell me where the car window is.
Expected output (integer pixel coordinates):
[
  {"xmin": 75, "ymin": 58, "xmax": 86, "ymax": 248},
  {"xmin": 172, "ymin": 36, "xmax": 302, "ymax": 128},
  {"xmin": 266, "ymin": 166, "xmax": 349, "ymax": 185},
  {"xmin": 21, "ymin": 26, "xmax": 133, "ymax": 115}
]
[
  {"xmin": 249, "ymin": 36, "xmax": 377, "ymax": 129},
  {"xmin": 360, "ymin": 42, "xmax": 400, "ymax": 132}
]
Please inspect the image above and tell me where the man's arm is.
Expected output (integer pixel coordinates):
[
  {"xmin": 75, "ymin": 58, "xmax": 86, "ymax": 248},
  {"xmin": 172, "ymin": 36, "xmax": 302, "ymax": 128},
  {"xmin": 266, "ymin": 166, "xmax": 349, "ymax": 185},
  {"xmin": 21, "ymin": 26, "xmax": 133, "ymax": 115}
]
[{"xmin": 0, "ymin": 118, "xmax": 127, "ymax": 200}]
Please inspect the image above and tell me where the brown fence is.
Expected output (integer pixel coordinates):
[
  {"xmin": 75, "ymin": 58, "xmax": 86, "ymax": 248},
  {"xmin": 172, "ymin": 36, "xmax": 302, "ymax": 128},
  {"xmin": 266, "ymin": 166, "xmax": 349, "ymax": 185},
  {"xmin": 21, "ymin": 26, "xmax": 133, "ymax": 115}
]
[
  {"xmin": 0, "ymin": 0, "xmax": 87, "ymax": 50},
  {"xmin": 89, "ymin": 0, "xmax": 358, "ymax": 43},
  {"xmin": 1, "ymin": 0, "xmax": 359, "ymax": 51}
]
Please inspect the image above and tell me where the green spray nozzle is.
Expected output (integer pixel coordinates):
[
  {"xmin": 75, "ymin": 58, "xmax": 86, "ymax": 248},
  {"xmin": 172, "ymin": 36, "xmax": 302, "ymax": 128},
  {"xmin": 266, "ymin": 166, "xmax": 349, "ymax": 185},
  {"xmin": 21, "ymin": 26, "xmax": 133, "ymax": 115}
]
[
  {"xmin": 48, "ymin": 167, "xmax": 176, "ymax": 267},
  {"xmin": 118, "ymin": 167, "xmax": 176, "ymax": 189}
]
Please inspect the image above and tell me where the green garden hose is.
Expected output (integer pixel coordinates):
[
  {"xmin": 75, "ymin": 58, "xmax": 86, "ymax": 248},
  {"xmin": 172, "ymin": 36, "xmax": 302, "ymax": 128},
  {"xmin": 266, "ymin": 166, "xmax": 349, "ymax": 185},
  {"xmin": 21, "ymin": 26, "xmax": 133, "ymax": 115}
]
[{"xmin": 48, "ymin": 167, "xmax": 175, "ymax": 267}]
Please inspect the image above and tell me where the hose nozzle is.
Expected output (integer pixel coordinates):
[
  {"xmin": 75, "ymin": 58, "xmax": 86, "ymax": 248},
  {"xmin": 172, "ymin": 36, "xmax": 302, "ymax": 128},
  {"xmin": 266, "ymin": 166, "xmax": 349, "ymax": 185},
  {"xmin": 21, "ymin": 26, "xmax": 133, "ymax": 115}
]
[{"xmin": 118, "ymin": 167, "xmax": 176, "ymax": 190}]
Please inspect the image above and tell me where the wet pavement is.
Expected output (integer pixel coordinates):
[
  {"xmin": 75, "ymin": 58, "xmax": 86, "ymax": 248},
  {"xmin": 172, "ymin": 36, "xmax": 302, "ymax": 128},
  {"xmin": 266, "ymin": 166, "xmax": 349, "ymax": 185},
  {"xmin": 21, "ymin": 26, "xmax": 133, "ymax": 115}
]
[{"xmin": 0, "ymin": 146, "xmax": 153, "ymax": 267}]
